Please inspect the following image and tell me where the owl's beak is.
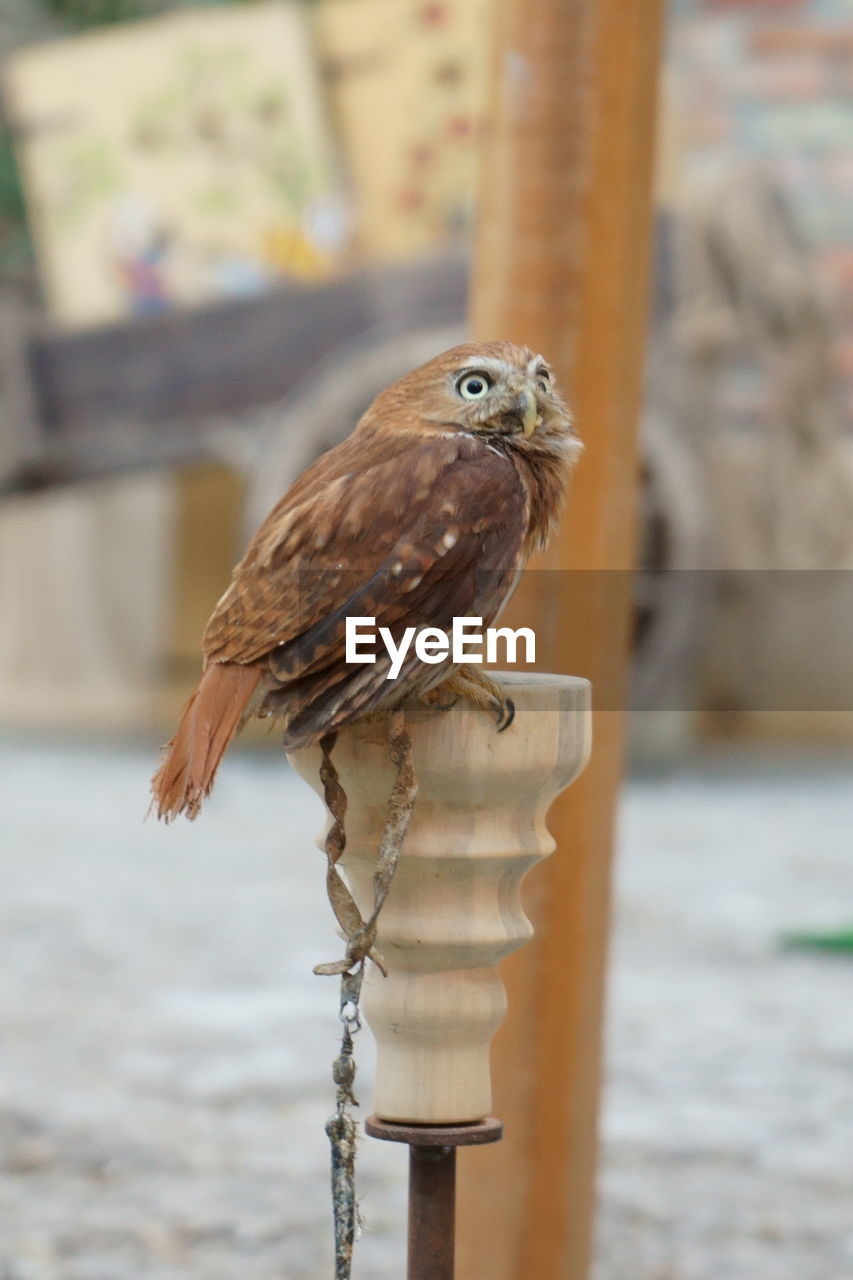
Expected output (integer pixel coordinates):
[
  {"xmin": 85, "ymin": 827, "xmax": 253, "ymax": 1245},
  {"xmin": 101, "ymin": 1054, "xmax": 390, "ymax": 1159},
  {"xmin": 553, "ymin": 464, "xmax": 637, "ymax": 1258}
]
[{"xmin": 517, "ymin": 387, "xmax": 540, "ymax": 437}]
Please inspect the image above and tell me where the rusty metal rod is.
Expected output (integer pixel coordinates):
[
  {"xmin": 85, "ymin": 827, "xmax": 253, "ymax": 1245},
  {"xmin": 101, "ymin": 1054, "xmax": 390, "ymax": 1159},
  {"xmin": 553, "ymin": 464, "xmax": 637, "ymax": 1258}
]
[
  {"xmin": 366, "ymin": 1115, "xmax": 503, "ymax": 1280},
  {"xmin": 408, "ymin": 1144, "xmax": 456, "ymax": 1280}
]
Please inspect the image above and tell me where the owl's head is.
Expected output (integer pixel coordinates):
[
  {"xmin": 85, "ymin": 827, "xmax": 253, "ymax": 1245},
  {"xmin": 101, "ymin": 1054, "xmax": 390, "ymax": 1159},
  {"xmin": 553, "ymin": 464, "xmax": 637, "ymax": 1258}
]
[{"xmin": 366, "ymin": 340, "xmax": 577, "ymax": 454}]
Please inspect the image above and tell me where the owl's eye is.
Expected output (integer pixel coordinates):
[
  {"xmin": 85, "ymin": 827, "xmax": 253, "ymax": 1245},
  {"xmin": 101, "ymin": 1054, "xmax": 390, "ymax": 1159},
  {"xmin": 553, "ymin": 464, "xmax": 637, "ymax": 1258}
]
[
  {"xmin": 456, "ymin": 370, "xmax": 493, "ymax": 400},
  {"xmin": 536, "ymin": 369, "xmax": 551, "ymax": 394}
]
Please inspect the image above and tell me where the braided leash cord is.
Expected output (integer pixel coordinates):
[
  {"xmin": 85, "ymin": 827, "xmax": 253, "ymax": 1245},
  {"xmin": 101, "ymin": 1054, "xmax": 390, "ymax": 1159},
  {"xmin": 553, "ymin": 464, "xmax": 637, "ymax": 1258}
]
[{"xmin": 314, "ymin": 709, "xmax": 417, "ymax": 1280}]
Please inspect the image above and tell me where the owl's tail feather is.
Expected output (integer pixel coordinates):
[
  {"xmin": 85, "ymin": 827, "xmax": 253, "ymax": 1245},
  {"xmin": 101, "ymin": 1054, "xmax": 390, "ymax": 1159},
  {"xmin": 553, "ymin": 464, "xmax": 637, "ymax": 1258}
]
[{"xmin": 151, "ymin": 662, "xmax": 263, "ymax": 821}]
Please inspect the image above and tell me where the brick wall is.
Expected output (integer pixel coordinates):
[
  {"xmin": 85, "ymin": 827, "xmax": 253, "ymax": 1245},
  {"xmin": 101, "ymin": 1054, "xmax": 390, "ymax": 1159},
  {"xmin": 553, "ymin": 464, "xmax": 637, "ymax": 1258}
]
[{"xmin": 668, "ymin": 0, "xmax": 853, "ymax": 417}]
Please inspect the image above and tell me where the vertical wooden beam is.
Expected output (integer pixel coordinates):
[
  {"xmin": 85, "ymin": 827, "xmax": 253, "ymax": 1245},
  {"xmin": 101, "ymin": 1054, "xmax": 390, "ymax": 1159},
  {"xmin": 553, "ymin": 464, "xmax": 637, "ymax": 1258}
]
[{"xmin": 460, "ymin": 2, "xmax": 664, "ymax": 1279}]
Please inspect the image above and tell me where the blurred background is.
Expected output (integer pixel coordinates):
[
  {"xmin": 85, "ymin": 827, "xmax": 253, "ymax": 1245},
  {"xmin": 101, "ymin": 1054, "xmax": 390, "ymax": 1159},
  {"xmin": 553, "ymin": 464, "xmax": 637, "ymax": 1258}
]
[{"xmin": 0, "ymin": 1, "xmax": 851, "ymax": 1278}]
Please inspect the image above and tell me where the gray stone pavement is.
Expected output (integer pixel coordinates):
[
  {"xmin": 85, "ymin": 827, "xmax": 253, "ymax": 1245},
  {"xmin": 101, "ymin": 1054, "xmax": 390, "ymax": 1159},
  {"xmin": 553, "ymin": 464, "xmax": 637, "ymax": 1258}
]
[{"xmin": 1, "ymin": 733, "xmax": 851, "ymax": 1279}]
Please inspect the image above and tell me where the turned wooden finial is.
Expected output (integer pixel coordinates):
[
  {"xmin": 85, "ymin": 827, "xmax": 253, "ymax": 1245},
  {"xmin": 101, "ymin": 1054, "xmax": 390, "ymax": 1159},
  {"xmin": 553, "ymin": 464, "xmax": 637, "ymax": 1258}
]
[{"xmin": 289, "ymin": 672, "xmax": 591, "ymax": 1125}]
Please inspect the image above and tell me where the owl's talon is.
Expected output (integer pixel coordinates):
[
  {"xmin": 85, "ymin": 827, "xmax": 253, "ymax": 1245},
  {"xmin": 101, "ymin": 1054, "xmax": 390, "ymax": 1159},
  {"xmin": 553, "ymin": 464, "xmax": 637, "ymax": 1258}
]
[{"xmin": 496, "ymin": 697, "xmax": 516, "ymax": 733}]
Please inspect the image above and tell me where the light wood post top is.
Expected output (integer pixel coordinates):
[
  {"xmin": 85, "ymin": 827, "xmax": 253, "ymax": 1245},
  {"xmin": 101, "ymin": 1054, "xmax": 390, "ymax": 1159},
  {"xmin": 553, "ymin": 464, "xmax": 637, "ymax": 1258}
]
[{"xmin": 290, "ymin": 673, "xmax": 591, "ymax": 1123}]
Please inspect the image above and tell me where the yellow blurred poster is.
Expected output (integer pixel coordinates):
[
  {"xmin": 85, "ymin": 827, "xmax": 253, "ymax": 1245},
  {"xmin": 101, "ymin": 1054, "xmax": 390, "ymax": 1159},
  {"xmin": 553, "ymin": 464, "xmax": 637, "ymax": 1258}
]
[
  {"xmin": 316, "ymin": 0, "xmax": 489, "ymax": 260},
  {"xmin": 4, "ymin": 1, "xmax": 345, "ymax": 328}
]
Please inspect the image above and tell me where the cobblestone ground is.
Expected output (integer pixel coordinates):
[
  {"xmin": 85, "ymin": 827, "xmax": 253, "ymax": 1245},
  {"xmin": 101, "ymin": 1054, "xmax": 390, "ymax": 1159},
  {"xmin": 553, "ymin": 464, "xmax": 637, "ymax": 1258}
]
[
  {"xmin": 1, "ymin": 735, "xmax": 851, "ymax": 1279},
  {"xmin": 594, "ymin": 746, "xmax": 853, "ymax": 1280}
]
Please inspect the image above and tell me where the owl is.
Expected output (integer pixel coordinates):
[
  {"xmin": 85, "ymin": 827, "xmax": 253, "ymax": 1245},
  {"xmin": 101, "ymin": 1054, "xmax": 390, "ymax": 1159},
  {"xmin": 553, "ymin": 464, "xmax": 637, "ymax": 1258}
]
[{"xmin": 151, "ymin": 341, "xmax": 580, "ymax": 820}]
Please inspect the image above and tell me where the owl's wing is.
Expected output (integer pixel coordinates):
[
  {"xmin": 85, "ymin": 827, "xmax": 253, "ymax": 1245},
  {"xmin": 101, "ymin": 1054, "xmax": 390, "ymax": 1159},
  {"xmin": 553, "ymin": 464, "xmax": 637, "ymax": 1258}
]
[
  {"xmin": 264, "ymin": 437, "xmax": 528, "ymax": 744},
  {"xmin": 203, "ymin": 429, "xmax": 455, "ymax": 664},
  {"xmin": 202, "ymin": 429, "xmax": 528, "ymax": 711}
]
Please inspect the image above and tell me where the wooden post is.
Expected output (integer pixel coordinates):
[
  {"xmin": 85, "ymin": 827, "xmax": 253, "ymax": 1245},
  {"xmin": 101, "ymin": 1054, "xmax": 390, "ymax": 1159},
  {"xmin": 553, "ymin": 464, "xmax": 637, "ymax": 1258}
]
[
  {"xmin": 291, "ymin": 674, "xmax": 590, "ymax": 1276},
  {"xmin": 462, "ymin": 3, "xmax": 664, "ymax": 1279},
  {"xmin": 289, "ymin": 674, "xmax": 591, "ymax": 1124}
]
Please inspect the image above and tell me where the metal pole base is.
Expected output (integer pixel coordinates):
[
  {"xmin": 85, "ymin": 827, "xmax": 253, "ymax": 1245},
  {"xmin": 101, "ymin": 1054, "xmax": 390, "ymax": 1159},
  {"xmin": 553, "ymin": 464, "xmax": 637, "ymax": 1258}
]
[{"xmin": 365, "ymin": 1117, "xmax": 503, "ymax": 1280}]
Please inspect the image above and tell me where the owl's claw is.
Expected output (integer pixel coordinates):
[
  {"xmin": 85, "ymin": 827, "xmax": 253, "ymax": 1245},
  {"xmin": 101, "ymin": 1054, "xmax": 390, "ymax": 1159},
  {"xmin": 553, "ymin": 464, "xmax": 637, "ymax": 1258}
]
[
  {"xmin": 429, "ymin": 668, "xmax": 515, "ymax": 734},
  {"xmin": 496, "ymin": 696, "xmax": 516, "ymax": 733}
]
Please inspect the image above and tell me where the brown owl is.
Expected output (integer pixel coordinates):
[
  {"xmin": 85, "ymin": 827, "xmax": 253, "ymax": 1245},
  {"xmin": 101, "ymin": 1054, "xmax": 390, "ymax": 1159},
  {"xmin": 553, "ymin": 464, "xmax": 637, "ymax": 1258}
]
[{"xmin": 151, "ymin": 340, "xmax": 580, "ymax": 820}]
